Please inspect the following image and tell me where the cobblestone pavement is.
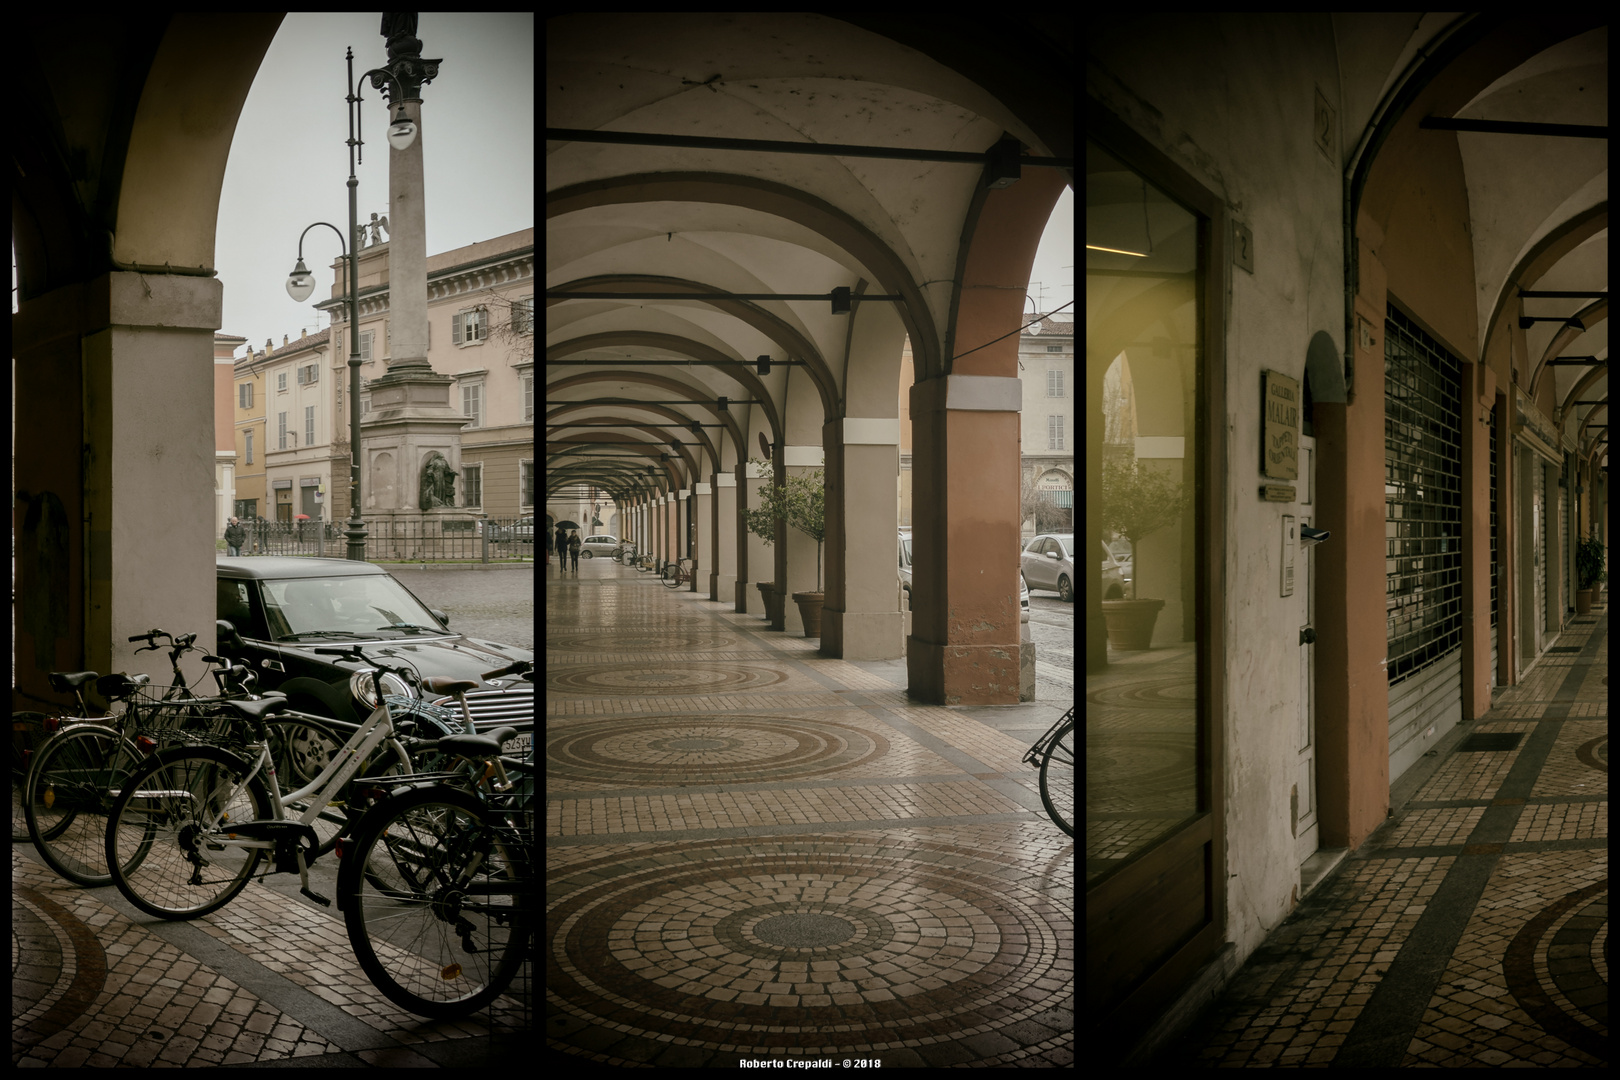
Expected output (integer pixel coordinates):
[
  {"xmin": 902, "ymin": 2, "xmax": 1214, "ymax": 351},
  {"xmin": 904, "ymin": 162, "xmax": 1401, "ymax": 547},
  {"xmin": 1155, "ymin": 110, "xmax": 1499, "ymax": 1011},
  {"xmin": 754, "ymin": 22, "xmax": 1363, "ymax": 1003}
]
[
  {"xmin": 387, "ymin": 564, "xmax": 535, "ymax": 651},
  {"xmin": 545, "ymin": 560, "xmax": 1075, "ymax": 1066},
  {"xmin": 12, "ymin": 841, "xmax": 533, "ymax": 1066},
  {"xmin": 1154, "ymin": 606, "xmax": 1608, "ymax": 1068}
]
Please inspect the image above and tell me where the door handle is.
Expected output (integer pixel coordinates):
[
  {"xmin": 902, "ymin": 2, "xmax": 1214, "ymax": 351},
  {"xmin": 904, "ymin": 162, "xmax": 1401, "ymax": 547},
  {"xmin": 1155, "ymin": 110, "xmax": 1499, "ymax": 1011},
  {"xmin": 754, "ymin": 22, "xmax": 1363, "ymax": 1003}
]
[{"xmin": 1300, "ymin": 627, "xmax": 1316, "ymax": 645}]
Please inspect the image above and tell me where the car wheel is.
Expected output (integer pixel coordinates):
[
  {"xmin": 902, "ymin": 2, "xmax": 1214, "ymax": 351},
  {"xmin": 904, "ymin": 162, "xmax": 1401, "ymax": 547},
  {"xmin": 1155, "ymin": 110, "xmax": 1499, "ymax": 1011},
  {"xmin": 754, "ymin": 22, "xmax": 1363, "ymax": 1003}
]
[
  {"xmin": 582, "ymin": 550, "xmax": 594, "ymax": 558},
  {"xmin": 1058, "ymin": 575, "xmax": 1073, "ymax": 603}
]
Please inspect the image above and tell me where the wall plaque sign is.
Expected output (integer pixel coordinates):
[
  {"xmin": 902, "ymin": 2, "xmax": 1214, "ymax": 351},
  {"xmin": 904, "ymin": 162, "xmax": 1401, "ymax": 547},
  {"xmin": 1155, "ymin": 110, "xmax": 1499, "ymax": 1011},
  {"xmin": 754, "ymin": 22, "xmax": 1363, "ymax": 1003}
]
[{"xmin": 1262, "ymin": 370, "xmax": 1300, "ymax": 481}]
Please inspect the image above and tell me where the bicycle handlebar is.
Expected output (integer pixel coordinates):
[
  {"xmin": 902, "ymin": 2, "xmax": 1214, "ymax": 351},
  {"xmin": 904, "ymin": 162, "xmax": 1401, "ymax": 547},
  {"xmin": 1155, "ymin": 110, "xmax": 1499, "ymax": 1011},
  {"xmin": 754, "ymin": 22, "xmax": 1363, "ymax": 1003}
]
[{"xmin": 480, "ymin": 660, "xmax": 534, "ymax": 680}]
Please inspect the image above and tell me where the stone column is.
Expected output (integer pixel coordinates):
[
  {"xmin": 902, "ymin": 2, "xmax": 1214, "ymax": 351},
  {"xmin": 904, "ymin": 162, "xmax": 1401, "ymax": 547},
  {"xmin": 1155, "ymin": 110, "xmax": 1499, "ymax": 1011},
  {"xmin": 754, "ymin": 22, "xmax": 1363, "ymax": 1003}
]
[
  {"xmin": 714, "ymin": 471, "xmax": 738, "ymax": 604},
  {"xmin": 906, "ymin": 375, "xmax": 1023, "ymax": 705},
  {"xmin": 822, "ymin": 418, "xmax": 903, "ymax": 659},
  {"xmin": 386, "ymin": 98, "xmax": 429, "ymax": 372}
]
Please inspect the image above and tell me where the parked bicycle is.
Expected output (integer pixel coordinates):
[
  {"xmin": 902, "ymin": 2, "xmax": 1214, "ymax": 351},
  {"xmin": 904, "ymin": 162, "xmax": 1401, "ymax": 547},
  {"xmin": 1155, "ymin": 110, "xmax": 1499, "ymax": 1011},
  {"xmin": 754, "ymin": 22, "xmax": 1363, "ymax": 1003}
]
[
  {"xmin": 21, "ymin": 630, "xmax": 341, "ymax": 887},
  {"xmin": 1022, "ymin": 706, "xmax": 1074, "ymax": 837},
  {"xmin": 335, "ymin": 661, "xmax": 534, "ymax": 1018},
  {"xmin": 662, "ymin": 557, "xmax": 697, "ymax": 589},
  {"xmin": 100, "ymin": 645, "xmax": 490, "ymax": 918},
  {"xmin": 14, "ymin": 628, "xmax": 210, "ymax": 840}
]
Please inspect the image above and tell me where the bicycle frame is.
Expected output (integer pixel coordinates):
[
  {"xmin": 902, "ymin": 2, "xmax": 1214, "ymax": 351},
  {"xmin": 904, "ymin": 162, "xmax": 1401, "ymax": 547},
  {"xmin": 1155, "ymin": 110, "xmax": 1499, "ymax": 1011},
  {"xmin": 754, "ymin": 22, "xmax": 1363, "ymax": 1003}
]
[{"xmin": 146, "ymin": 697, "xmax": 408, "ymax": 865}]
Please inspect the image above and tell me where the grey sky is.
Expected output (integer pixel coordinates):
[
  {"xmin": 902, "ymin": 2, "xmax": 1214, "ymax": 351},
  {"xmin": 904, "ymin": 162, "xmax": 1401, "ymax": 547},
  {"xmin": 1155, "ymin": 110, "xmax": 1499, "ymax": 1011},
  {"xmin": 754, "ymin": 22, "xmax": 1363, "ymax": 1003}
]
[
  {"xmin": 1030, "ymin": 187, "xmax": 1075, "ymax": 320},
  {"xmin": 218, "ymin": 12, "xmax": 535, "ymax": 358}
]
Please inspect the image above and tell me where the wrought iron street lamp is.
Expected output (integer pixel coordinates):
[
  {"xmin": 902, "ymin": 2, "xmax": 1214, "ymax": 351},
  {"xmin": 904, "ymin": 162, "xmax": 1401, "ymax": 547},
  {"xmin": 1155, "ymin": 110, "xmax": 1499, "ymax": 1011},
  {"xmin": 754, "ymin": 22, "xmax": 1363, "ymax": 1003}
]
[{"xmin": 285, "ymin": 47, "xmax": 417, "ymax": 561}]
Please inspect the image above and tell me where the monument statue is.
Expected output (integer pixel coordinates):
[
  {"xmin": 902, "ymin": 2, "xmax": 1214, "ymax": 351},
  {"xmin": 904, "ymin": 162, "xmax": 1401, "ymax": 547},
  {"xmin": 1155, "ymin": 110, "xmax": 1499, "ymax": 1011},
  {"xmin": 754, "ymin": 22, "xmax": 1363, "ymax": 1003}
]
[
  {"xmin": 418, "ymin": 452, "xmax": 458, "ymax": 509},
  {"xmin": 381, "ymin": 13, "xmax": 420, "ymax": 61}
]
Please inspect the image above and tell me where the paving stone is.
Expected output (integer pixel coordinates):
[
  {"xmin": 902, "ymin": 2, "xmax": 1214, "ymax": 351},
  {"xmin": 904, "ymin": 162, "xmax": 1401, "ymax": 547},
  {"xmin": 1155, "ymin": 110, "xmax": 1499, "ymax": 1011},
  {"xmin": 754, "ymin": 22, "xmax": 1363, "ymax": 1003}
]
[
  {"xmin": 1153, "ymin": 608, "xmax": 1608, "ymax": 1067},
  {"xmin": 546, "ymin": 563, "xmax": 1075, "ymax": 1064}
]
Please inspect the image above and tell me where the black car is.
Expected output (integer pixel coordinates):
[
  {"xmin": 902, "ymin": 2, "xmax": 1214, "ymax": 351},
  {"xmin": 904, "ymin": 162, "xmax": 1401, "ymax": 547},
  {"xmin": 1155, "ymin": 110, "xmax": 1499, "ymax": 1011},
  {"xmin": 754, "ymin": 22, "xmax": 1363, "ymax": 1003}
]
[{"xmin": 215, "ymin": 556, "xmax": 533, "ymax": 736}]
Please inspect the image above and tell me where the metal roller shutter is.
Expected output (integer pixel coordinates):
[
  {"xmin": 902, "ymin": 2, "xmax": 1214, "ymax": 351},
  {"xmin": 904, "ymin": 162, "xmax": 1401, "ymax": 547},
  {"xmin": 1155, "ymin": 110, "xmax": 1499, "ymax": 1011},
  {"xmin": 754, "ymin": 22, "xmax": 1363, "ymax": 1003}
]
[
  {"xmin": 1536, "ymin": 461, "xmax": 1547, "ymax": 647},
  {"xmin": 1384, "ymin": 305, "xmax": 1464, "ymax": 783}
]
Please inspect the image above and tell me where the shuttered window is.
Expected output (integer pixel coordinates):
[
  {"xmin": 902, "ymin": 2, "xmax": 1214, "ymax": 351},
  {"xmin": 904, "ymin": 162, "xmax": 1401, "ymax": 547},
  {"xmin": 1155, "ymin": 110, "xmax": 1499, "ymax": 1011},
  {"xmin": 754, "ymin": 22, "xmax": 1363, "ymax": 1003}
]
[{"xmin": 1384, "ymin": 305, "xmax": 1463, "ymax": 682}]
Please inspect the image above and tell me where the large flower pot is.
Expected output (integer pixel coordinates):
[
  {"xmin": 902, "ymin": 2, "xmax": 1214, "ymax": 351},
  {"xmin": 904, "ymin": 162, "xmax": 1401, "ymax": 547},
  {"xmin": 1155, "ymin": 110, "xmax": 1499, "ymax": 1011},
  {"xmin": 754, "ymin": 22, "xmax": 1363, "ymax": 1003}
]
[
  {"xmin": 1101, "ymin": 598, "xmax": 1166, "ymax": 651},
  {"xmin": 1576, "ymin": 588, "xmax": 1592, "ymax": 615},
  {"xmin": 756, "ymin": 582, "xmax": 785, "ymax": 627},
  {"xmin": 792, "ymin": 591, "xmax": 825, "ymax": 638}
]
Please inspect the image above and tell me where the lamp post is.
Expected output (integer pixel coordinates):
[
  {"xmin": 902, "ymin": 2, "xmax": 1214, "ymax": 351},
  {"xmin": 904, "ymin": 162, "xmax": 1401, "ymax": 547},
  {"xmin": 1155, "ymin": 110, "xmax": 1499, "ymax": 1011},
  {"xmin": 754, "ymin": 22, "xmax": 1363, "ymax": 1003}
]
[{"xmin": 286, "ymin": 47, "xmax": 417, "ymax": 561}]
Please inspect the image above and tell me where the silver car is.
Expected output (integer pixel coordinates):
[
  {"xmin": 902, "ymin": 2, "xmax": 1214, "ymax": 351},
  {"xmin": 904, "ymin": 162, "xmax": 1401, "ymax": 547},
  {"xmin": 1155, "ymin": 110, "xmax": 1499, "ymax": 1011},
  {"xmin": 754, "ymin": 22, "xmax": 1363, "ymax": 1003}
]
[
  {"xmin": 579, "ymin": 534, "xmax": 621, "ymax": 558},
  {"xmin": 1021, "ymin": 533, "xmax": 1075, "ymax": 602}
]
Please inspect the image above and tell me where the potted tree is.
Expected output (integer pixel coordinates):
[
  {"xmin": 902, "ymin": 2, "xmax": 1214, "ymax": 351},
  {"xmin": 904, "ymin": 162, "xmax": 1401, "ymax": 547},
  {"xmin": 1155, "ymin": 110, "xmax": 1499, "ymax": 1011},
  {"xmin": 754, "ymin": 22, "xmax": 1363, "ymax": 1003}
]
[
  {"xmin": 1098, "ymin": 456, "xmax": 1188, "ymax": 650},
  {"xmin": 742, "ymin": 499, "xmax": 786, "ymax": 628},
  {"xmin": 1575, "ymin": 535, "xmax": 1606, "ymax": 615},
  {"xmin": 748, "ymin": 457, "xmax": 826, "ymax": 636}
]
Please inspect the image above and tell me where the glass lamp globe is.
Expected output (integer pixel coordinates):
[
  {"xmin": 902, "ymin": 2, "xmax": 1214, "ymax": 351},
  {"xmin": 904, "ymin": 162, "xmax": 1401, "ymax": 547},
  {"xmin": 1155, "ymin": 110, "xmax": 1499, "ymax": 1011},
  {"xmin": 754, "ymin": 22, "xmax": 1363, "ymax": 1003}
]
[
  {"xmin": 387, "ymin": 111, "xmax": 417, "ymax": 151},
  {"xmin": 286, "ymin": 259, "xmax": 315, "ymax": 303}
]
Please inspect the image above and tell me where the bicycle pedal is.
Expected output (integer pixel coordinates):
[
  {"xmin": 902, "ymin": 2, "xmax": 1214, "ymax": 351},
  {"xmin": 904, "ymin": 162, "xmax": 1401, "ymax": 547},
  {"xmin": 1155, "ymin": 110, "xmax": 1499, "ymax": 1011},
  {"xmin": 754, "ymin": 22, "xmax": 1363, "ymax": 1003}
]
[{"xmin": 300, "ymin": 887, "xmax": 332, "ymax": 907}]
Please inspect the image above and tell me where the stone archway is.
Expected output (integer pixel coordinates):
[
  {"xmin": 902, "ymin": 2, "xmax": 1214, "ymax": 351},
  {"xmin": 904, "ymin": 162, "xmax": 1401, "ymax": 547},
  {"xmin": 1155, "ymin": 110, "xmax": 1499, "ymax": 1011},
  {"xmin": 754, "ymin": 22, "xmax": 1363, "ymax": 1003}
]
[{"xmin": 12, "ymin": 14, "xmax": 285, "ymax": 703}]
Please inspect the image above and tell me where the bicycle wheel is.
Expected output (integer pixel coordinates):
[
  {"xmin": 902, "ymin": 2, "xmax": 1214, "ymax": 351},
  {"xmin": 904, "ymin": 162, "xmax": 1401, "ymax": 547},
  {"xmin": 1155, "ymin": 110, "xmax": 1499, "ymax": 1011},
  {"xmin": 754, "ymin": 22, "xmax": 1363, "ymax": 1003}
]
[
  {"xmin": 661, "ymin": 562, "xmax": 683, "ymax": 588},
  {"xmin": 23, "ymin": 725, "xmax": 147, "ymax": 886},
  {"xmin": 1038, "ymin": 717, "xmax": 1075, "ymax": 838},
  {"xmin": 339, "ymin": 785, "xmax": 529, "ymax": 1019},
  {"xmin": 105, "ymin": 745, "xmax": 271, "ymax": 919}
]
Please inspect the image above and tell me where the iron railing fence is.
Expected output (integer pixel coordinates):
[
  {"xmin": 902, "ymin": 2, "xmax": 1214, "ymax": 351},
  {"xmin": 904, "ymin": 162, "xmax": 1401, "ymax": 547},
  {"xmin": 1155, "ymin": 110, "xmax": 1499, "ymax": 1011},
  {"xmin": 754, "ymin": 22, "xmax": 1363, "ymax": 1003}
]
[{"xmin": 227, "ymin": 516, "xmax": 534, "ymax": 563}]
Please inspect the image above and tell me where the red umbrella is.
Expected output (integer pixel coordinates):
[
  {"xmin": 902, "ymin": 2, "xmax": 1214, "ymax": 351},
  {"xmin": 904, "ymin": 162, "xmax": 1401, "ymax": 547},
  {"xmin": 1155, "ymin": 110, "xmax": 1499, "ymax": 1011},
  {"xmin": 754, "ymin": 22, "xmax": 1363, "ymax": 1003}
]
[{"xmin": 294, "ymin": 514, "xmax": 311, "ymax": 521}]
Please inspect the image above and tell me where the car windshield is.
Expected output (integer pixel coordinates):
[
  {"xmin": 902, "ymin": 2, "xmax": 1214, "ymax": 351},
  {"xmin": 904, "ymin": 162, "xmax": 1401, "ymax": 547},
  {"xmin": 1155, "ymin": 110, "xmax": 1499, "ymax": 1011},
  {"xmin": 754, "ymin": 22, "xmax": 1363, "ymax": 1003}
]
[{"xmin": 256, "ymin": 574, "xmax": 443, "ymax": 641}]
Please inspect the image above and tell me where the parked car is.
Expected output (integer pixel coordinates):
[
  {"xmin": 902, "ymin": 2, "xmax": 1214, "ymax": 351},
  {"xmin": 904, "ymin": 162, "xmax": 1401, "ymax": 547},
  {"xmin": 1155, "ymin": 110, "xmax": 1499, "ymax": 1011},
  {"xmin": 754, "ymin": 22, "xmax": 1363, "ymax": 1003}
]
[
  {"xmin": 486, "ymin": 516, "xmax": 533, "ymax": 543},
  {"xmin": 579, "ymin": 534, "xmax": 621, "ymax": 558},
  {"xmin": 899, "ymin": 529, "xmax": 912, "ymax": 603},
  {"xmin": 215, "ymin": 556, "xmax": 534, "ymax": 734},
  {"xmin": 1100, "ymin": 540, "xmax": 1130, "ymax": 599},
  {"xmin": 1021, "ymin": 533, "xmax": 1075, "ymax": 602}
]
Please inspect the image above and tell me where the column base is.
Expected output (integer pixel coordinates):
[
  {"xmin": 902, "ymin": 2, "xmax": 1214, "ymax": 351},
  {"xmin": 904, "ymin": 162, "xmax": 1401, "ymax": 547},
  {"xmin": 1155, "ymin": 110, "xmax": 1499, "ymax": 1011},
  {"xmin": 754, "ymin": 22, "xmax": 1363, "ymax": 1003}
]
[
  {"xmin": 821, "ymin": 607, "xmax": 904, "ymax": 660},
  {"xmin": 906, "ymin": 635, "xmax": 1021, "ymax": 705}
]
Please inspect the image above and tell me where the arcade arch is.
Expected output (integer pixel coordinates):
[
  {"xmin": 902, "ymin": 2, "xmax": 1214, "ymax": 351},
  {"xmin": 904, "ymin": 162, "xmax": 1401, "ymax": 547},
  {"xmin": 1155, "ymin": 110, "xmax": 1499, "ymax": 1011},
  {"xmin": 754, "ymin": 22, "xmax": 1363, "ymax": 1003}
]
[{"xmin": 546, "ymin": 13, "xmax": 1072, "ymax": 703}]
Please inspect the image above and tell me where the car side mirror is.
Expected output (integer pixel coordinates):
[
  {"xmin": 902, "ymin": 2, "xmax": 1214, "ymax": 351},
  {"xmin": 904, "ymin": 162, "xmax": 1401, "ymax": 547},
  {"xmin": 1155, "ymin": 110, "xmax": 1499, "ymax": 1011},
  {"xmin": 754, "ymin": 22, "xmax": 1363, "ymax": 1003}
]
[
  {"xmin": 216, "ymin": 619, "xmax": 244, "ymax": 653},
  {"xmin": 430, "ymin": 608, "xmax": 450, "ymax": 628},
  {"xmin": 1047, "ymin": 551, "xmax": 1061, "ymax": 560}
]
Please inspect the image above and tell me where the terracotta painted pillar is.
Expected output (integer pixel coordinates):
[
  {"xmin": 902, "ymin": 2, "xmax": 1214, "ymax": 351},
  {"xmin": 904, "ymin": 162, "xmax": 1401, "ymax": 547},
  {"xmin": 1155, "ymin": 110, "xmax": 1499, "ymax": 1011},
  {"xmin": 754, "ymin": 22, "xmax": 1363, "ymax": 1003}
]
[{"xmin": 906, "ymin": 374, "xmax": 1023, "ymax": 704}]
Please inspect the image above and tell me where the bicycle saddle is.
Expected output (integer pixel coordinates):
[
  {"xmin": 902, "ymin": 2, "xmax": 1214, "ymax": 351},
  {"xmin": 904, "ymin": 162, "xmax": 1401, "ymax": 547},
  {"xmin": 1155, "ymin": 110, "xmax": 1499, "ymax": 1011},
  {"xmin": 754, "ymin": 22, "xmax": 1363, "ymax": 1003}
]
[
  {"xmin": 433, "ymin": 727, "xmax": 518, "ymax": 759},
  {"xmin": 422, "ymin": 677, "xmax": 480, "ymax": 696},
  {"xmin": 218, "ymin": 696, "xmax": 290, "ymax": 722},
  {"xmin": 48, "ymin": 671, "xmax": 100, "ymax": 692}
]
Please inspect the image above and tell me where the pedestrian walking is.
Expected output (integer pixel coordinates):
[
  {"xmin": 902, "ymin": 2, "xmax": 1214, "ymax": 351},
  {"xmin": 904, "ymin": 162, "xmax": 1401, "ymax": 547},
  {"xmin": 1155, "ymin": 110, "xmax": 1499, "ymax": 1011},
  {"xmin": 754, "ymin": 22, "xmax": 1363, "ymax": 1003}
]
[
  {"xmin": 556, "ymin": 525, "xmax": 569, "ymax": 568},
  {"xmin": 224, "ymin": 516, "xmax": 246, "ymax": 557},
  {"xmin": 568, "ymin": 531, "xmax": 582, "ymax": 572}
]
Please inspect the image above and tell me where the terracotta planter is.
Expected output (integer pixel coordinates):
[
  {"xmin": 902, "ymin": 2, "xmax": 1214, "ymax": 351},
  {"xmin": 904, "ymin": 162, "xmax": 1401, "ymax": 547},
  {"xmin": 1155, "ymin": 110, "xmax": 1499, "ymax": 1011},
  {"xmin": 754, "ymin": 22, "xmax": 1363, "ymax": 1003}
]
[
  {"xmin": 792, "ymin": 591, "xmax": 825, "ymax": 637},
  {"xmin": 1101, "ymin": 598, "xmax": 1166, "ymax": 650},
  {"xmin": 756, "ymin": 582, "xmax": 785, "ymax": 626},
  {"xmin": 1576, "ymin": 588, "xmax": 1592, "ymax": 615}
]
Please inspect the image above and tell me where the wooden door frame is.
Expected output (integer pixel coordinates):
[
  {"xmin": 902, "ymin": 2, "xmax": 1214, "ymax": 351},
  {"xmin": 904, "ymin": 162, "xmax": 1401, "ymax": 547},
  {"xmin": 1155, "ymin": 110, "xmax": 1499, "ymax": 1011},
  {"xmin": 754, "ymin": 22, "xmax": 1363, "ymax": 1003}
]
[{"xmin": 1086, "ymin": 97, "xmax": 1229, "ymax": 1058}]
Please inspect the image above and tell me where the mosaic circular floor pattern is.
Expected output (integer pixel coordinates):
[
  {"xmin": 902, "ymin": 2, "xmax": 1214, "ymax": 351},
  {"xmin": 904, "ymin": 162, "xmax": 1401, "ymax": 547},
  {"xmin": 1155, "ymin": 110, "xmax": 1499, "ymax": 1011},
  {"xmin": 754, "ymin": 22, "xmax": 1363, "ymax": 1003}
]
[
  {"xmin": 548, "ymin": 716, "xmax": 886, "ymax": 785},
  {"xmin": 1505, "ymin": 880, "xmax": 1608, "ymax": 1060},
  {"xmin": 547, "ymin": 631, "xmax": 743, "ymax": 653},
  {"xmin": 547, "ymin": 662, "xmax": 788, "ymax": 696},
  {"xmin": 547, "ymin": 833, "xmax": 1072, "ymax": 1061}
]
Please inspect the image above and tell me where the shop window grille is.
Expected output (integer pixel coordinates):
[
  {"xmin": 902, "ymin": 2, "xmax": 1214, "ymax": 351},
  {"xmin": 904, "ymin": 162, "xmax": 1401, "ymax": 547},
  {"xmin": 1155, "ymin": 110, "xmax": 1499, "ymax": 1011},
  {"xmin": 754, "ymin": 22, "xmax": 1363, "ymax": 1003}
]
[{"xmin": 1384, "ymin": 305, "xmax": 1463, "ymax": 683}]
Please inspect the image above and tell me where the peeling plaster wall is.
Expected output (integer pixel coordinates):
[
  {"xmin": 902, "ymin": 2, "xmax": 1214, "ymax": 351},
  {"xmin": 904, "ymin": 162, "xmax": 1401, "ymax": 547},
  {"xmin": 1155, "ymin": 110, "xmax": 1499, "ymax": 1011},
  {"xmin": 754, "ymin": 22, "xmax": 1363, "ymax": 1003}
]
[{"xmin": 1090, "ymin": 12, "xmax": 1347, "ymax": 962}]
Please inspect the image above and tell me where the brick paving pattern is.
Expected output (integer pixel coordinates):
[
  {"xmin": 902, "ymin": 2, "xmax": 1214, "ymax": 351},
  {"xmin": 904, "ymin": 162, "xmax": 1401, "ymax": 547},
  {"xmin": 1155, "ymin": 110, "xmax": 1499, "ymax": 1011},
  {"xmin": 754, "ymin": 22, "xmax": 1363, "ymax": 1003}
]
[
  {"xmin": 1154, "ymin": 608, "xmax": 1608, "ymax": 1067},
  {"xmin": 545, "ymin": 562, "xmax": 1075, "ymax": 1066}
]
